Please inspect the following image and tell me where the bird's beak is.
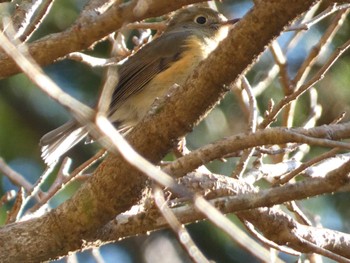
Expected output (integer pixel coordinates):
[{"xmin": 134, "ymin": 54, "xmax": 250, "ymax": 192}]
[
  {"xmin": 213, "ymin": 18, "xmax": 240, "ymax": 30},
  {"xmin": 222, "ymin": 18, "xmax": 240, "ymax": 26}
]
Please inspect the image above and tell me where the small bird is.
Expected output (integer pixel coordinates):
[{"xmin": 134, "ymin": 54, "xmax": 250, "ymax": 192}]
[{"xmin": 40, "ymin": 6, "xmax": 238, "ymax": 165}]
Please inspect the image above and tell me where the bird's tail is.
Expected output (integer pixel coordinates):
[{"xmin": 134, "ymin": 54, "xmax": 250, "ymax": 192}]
[{"xmin": 40, "ymin": 121, "xmax": 88, "ymax": 166}]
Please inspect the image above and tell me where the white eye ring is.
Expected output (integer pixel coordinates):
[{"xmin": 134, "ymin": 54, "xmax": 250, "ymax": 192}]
[{"xmin": 194, "ymin": 15, "xmax": 207, "ymax": 25}]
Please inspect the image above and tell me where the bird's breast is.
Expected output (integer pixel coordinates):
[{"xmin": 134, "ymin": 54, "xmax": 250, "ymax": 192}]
[{"xmin": 111, "ymin": 36, "xmax": 214, "ymax": 128}]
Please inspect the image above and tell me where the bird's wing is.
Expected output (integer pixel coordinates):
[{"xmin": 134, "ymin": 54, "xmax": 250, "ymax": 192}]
[{"xmin": 109, "ymin": 31, "xmax": 191, "ymax": 112}]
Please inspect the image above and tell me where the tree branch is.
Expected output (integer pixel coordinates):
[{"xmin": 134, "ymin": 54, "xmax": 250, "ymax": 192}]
[
  {"xmin": 93, "ymin": 167, "xmax": 350, "ymax": 259},
  {"xmin": 164, "ymin": 123, "xmax": 350, "ymax": 178}
]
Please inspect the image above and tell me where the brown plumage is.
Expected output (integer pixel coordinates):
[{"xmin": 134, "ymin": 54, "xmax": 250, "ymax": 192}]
[{"xmin": 40, "ymin": 6, "xmax": 235, "ymax": 165}]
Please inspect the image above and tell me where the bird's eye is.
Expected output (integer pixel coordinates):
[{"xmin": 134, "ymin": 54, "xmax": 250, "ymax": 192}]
[{"xmin": 194, "ymin": 15, "xmax": 207, "ymax": 25}]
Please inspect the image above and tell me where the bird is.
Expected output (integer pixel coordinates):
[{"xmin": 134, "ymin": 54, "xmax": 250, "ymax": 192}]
[{"xmin": 40, "ymin": 6, "xmax": 238, "ymax": 165}]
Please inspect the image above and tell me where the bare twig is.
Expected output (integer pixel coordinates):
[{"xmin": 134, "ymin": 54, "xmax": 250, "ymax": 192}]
[
  {"xmin": 0, "ymin": 158, "xmax": 33, "ymax": 193},
  {"xmin": 193, "ymin": 196, "xmax": 278, "ymax": 262},
  {"xmin": 0, "ymin": 30, "xmax": 95, "ymax": 129},
  {"xmin": 251, "ymin": 2, "xmax": 321, "ymax": 96},
  {"xmin": 274, "ymin": 147, "xmax": 340, "ymax": 185},
  {"xmin": 95, "ymin": 115, "xmax": 190, "ymax": 197},
  {"xmin": 0, "ymin": 190, "xmax": 16, "ymax": 209},
  {"xmin": 3, "ymin": 0, "xmax": 55, "ymax": 41},
  {"xmin": 96, "ymin": 32, "xmax": 125, "ymax": 116},
  {"xmin": 90, "ymin": 248, "xmax": 104, "ymax": 263},
  {"xmin": 259, "ymin": 39, "xmax": 350, "ymax": 128},
  {"xmin": 294, "ymin": 235, "xmax": 350, "ymax": 263},
  {"xmin": 7, "ymin": 0, "xmax": 42, "ymax": 38},
  {"xmin": 287, "ymin": 201, "xmax": 312, "ymax": 226},
  {"xmin": 288, "ymin": 3, "xmax": 350, "ymax": 31},
  {"xmin": 19, "ymin": 0, "xmax": 56, "ymax": 42},
  {"xmin": 5, "ymin": 187, "xmax": 25, "ymax": 223},
  {"xmin": 270, "ymin": 40, "xmax": 294, "ymax": 133},
  {"xmin": 270, "ymin": 40, "xmax": 291, "ymax": 97},
  {"xmin": 154, "ymin": 186, "xmax": 210, "ymax": 263},
  {"xmin": 252, "ymin": 64, "xmax": 279, "ymax": 96},
  {"xmin": 29, "ymin": 150, "xmax": 106, "ymax": 213},
  {"xmin": 242, "ymin": 220, "xmax": 301, "ymax": 256},
  {"xmin": 300, "ymin": 88, "xmax": 321, "ymax": 129},
  {"xmin": 232, "ymin": 77, "xmax": 257, "ymax": 179},
  {"xmin": 18, "ymin": 166, "xmax": 54, "ymax": 218},
  {"xmin": 65, "ymin": 52, "xmax": 119, "ymax": 67},
  {"xmin": 293, "ymin": 8, "xmax": 349, "ymax": 89}
]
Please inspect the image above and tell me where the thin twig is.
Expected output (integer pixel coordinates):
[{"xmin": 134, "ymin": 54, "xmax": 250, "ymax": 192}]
[
  {"xmin": 259, "ymin": 39, "xmax": 350, "ymax": 128},
  {"xmin": 0, "ymin": 30, "xmax": 95, "ymax": 131},
  {"xmin": 270, "ymin": 40, "xmax": 294, "ymax": 130},
  {"xmin": 0, "ymin": 158, "xmax": 33, "ymax": 193},
  {"xmin": 252, "ymin": 64, "xmax": 279, "ymax": 97},
  {"xmin": 5, "ymin": 187, "xmax": 25, "ymax": 224},
  {"xmin": 287, "ymin": 201, "xmax": 312, "ymax": 226},
  {"xmin": 252, "ymin": 2, "xmax": 321, "ymax": 97},
  {"xmin": 6, "ymin": 0, "xmax": 43, "ymax": 39},
  {"xmin": 232, "ymin": 77, "xmax": 257, "ymax": 179},
  {"xmin": 300, "ymin": 88, "xmax": 321, "ymax": 129},
  {"xmin": 18, "ymin": 166, "xmax": 54, "ymax": 217},
  {"xmin": 19, "ymin": 0, "xmax": 56, "ymax": 42},
  {"xmin": 154, "ymin": 186, "xmax": 210, "ymax": 263},
  {"xmin": 193, "ymin": 196, "xmax": 283, "ymax": 262},
  {"xmin": 65, "ymin": 52, "xmax": 119, "ymax": 67},
  {"xmin": 96, "ymin": 32, "xmax": 123, "ymax": 116},
  {"xmin": 287, "ymin": 3, "xmax": 350, "ymax": 31},
  {"xmin": 270, "ymin": 40, "xmax": 291, "ymax": 97},
  {"xmin": 242, "ymin": 220, "xmax": 300, "ymax": 256},
  {"xmin": 294, "ymin": 235, "xmax": 350, "ymax": 263},
  {"xmin": 283, "ymin": 1, "xmax": 321, "ymax": 50},
  {"xmin": 281, "ymin": 89, "xmax": 320, "ymax": 161},
  {"xmin": 0, "ymin": 190, "xmax": 16, "ymax": 209},
  {"xmin": 95, "ymin": 115, "xmax": 189, "ymax": 197},
  {"xmin": 293, "ymin": 9, "xmax": 349, "ymax": 89},
  {"xmin": 90, "ymin": 248, "xmax": 105, "ymax": 263},
  {"xmin": 29, "ymin": 150, "xmax": 106, "ymax": 213},
  {"xmin": 274, "ymin": 147, "xmax": 340, "ymax": 185}
]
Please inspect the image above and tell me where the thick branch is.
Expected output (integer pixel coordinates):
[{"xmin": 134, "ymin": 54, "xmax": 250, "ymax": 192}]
[
  {"xmin": 94, "ymin": 166, "xmax": 350, "ymax": 259},
  {"xmin": 164, "ymin": 123, "xmax": 350, "ymax": 177}
]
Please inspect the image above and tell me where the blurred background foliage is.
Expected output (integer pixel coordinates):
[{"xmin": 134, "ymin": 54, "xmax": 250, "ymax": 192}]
[{"xmin": 0, "ymin": 0, "xmax": 349, "ymax": 262}]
